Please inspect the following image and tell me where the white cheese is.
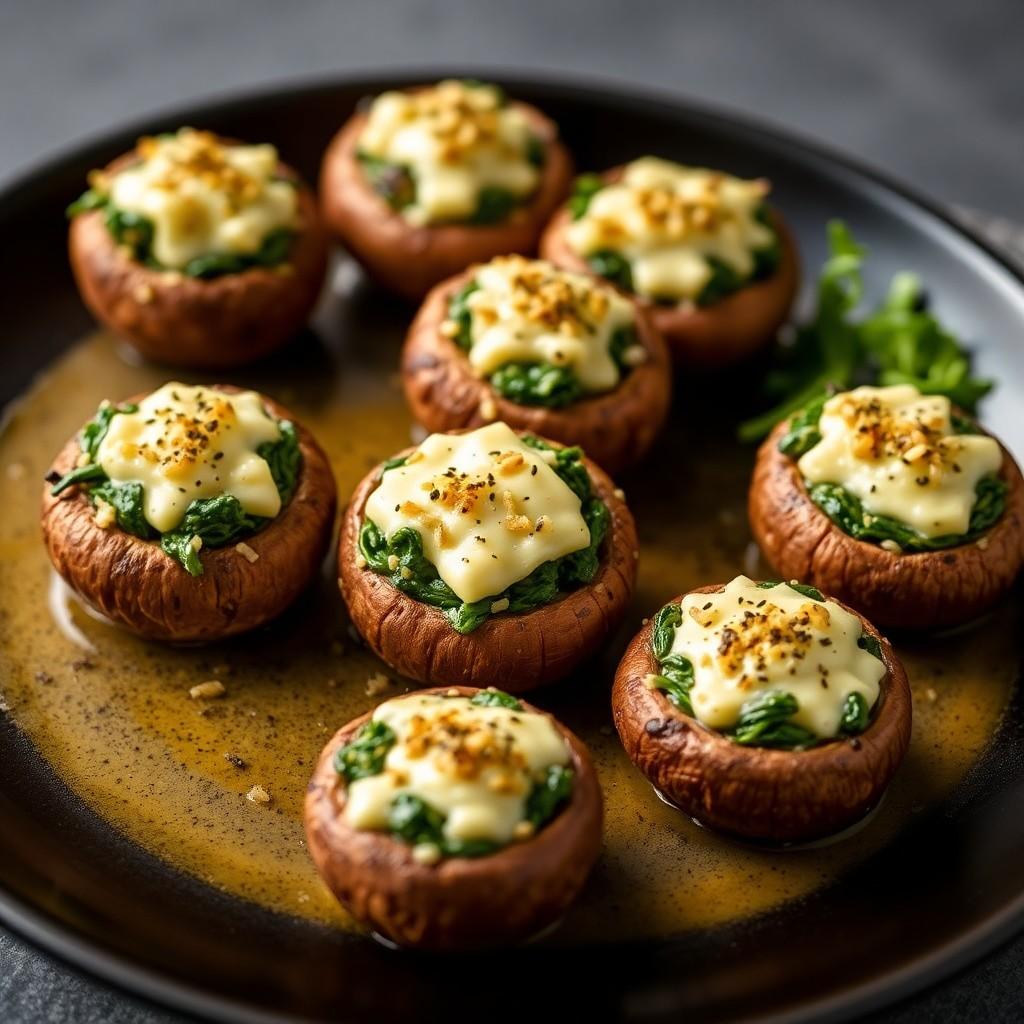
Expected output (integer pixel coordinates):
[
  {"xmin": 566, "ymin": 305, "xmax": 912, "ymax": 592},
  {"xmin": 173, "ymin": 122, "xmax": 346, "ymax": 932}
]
[
  {"xmin": 107, "ymin": 128, "xmax": 298, "ymax": 269},
  {"xmin": 97, "ymin": 383, "xmax": 282, "ymax": 534},
  {"xmin": 358, "ymin": 80, "xmax": 540, "ymax": 225},
  {"xmin": 344, "ymin": 693, "xmax": 570, "ymax": 844},
  {"xmin": 364, "ymin": 422, "xmax": 590, "ymax": 603},
  {"xmin": 565, "ymin": 156, "xmax": 775, "ymax": 302},
  {"xmin": 670, "ymin": 576, "xmax": 885, "ymax": 738},
  {"xmin": 798, "ymin": 385, "xmax": 1002, "ymax": 538},
  {"xmin": 460, "ymin": 257, "xmax": 637, "ymax": 393}
]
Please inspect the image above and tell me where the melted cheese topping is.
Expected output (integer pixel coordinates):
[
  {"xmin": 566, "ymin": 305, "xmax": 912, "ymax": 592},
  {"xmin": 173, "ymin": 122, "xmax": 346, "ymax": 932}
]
[
  {"xmin": 452, "ymin": 256, "xmax": 638, "ymax": 392},
  {"xmin": 669, "ymin": 576, "xmax": 885, "ymax": 738},
  {"xmin": 364, "ymin": 422, "xmax": 590, "ymax": 603},
  {"xmin": 97, "ymin": 383, "xmax": 282, "ymax": 534},
  {"xmin": 798, "ymin": 385, "xmax": 1002, "ymax": 538},
  {"xmin": 565, "ymin": 156, "xmax": 775, "ymax": 301},
  {"xmin": 106, "ymin": 128, "xmax": 298, "ymax": 269},
  {"xmin": 344, "ymin": 693, "xmax": 570, "ymax": 844},
  {"xmin": 358, "ymin": 80, "xmax": 541, "ymax": 225}
]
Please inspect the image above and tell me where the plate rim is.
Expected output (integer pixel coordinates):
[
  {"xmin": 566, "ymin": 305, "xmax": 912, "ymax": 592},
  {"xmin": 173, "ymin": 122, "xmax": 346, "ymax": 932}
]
[{"xmin": 2, "ymin": 65, "xmax": 1023, "ymax": 1024}]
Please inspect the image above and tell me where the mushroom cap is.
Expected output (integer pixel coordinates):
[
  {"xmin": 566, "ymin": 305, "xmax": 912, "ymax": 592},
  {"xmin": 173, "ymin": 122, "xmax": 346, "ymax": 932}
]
[
  {"xmin": 538, "ymin": 166, "xmax": 800, "ymax": 369},
  {"xmin": 400, "ymin": 264, "xmax": 672, "ymax": 474},
  {"xmin": 40, "ymin": 387, "xmax": 337, "ymax": 642},
  {"xmin": 749, "ymin": 417, "xmax": 1024, "ymax": 629},
  {"xmin": 304, "ymin": 685, "xmax": 603, "ymax": 950},
  {"xmin": 338, "ymin": 436, "xmax": 638, "ymax": 692},
  {"xmin": 68, "ymin": 148, "xmax": 329, "ymax": 369},
  {"xmin": 319, "ymin": 100, "xmax": 574, "ymax": 300},
  {"xmin": 612, "ymin": 585, "xmax": 912, "ymax": 844}
]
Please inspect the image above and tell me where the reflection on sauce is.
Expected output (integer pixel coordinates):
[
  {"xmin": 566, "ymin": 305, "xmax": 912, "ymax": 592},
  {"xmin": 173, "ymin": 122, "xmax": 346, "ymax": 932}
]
[{"xmin": 0, "ymin": 330, "xmax": 1015, "ymax": 942}]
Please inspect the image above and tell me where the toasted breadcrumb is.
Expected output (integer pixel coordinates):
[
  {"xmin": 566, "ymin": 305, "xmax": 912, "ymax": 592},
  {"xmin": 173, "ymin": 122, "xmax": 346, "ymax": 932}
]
[
  {"xmin": 190, "ymin": 680, "xmax": 225, "ymax": 700},
  {"xmin": 235, "ymin": 541, "xmax": 259, "ymax": 562},
  {"xmin": 246, "ymin": 784, "xmax": 271, "ymax": 804}
]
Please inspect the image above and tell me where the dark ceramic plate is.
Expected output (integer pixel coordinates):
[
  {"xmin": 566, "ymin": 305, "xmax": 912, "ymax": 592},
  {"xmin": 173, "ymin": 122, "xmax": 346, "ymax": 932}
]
[{"xmin": 1, "ymin": 72, "xmax": 1023, "ymax": 1024}]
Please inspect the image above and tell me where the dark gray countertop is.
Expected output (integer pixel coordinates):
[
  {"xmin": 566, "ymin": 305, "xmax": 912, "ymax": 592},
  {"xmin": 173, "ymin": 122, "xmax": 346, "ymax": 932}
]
[{"xmin": 2, "ymin": 1, "xmax": 1023, "ymax": 1020}]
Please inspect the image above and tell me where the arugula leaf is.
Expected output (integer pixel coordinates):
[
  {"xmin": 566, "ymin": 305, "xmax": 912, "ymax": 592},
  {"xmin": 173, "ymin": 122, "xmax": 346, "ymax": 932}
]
[
  {"xmin": 739, "ymin": 221, "xmax": 993, "ymax": 441},
  {"xmin": 469, "ymin": 689, "xmax": 522, "ymax": 710},
  {"xmin": 334, "ymin": 720, "xmax": 396, "ymax": 782}
]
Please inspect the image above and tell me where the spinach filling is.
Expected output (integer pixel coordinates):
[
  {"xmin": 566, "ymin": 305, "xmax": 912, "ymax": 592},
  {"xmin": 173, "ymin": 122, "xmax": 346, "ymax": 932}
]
[
  {"xmin": 49, "ymin": 399, "xmax": 302, "ymax": 576},
  {"xmin": 333, "ymin": 689, "xmax": 574, "ymax": 859},
  {"xmin": 67, "ymin": 186, "xmax": 296, "ymax": 279},
  {"xmin": 358, "ymin": 436, "xmax": 609, "ymax": 634},
  {"xmin": 778, "ymin": 400, "xmax": 1008, "ymax": 552},
  {"xmin": 446, "ymin": 280, "xmax": 637, "ymax": 408},
  {"xmin": 646, "ymin": 582, "xmax": 881, "ymax": 750},
  {"xmin": 355, "ymin": 85, "xmax": 545, "ymax": 225},
  {"xmin": 566, "ymin": 175, "xmax": 780, "ymax": 306}
]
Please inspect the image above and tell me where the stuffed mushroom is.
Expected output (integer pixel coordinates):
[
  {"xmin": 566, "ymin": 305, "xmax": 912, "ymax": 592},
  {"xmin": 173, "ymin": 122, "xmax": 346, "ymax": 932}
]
[
  {"xmin": 338, "ymin": 421, "xmax": 638, "ymax": 690},
  {"xmin": 612, "ymin": 576, "xmax": 912, "ymax": 843},
  {"xmin": 749, "ymin": 384, "xmax": 1024, "ymax": 629},
  {"xmin": 319, "ymin": 79, "xmax": 573, "ymax": 299},
  {"xmin": 401, "ymin": 255, "xmax": 671, "ymax": 473},
  {"xmin": 305, "ymin": 685, "xmax": 603, "ymax": 949},
  {"xmin": 539, "ymin": 156, "xmax": 799, "ymax": 368},
  {"xmin": 67, "ymin": 127, "xmax": 329, "ymax": 368},
  {"xmin": 41, "ymin": 382, "xmax": 336, "ymax": 642}
]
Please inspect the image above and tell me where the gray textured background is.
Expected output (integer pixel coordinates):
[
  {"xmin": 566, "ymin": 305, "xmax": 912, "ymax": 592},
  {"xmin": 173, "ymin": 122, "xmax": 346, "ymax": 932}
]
[{"xmin": 2, "ymin": 1, "xmax": 1023, "ymax": 1021}]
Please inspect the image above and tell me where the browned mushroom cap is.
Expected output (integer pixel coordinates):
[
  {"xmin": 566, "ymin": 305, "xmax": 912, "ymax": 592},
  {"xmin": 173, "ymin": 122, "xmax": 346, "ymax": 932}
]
[
  {"xmin": 612, "ymin": 586, "xmax": 912, "ymax": 844},
  {"xmin": 538, "ymin": 167, "xmax": 800, "ymax": 369},
  {"xmin": 338, "ymin": 437, "xmax": 638, "ymax": 692},
  {"xmin": 68, "ymin": 148, "xmax": 329, "ymax": 369},
  {"xmin": 400, "ymin": 265, "xmax": 672, "ymax": 474},
  {"xmin": 40, "ymin": 387, "xmax": 337, "ymax": 642},
  {"xmin": 319, "ymin": 101, "xmax": 574, "ymax": 300},
  {"xmin": 304, "ymin": 685, "xmax": 603, "ymax": 950},
  {"xmin": 749, "ymin": 418, "xmax": 1024, "ymax": 630}
]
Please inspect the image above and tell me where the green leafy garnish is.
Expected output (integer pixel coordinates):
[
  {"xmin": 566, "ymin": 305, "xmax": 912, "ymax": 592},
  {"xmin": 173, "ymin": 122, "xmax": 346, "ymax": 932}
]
[
  {"xmin": 49, "ymin": 399, "xmax": 301, "ymax": 576},
  {"xmin": 388, "ymin": 793, "xmax": 500, "ymax": 859},
  {"xmin": 67, "ymin": 186, "xmax": 295, "ymax": 278},
  {"xmin": 648, "ymin": 591, "xmax": 877, "ymax": 748},
  {"xmin": 755, "ymin": 579, "xmax": 825, "ymax": 602},
  {"xmin": 776, "ymin": 394, "xmax": 827, "ymax": 458},
  {"xmin": 447, "ymin": 275, "xmax": 640, "ymax": 409},
  {"xmin": 729, "ymin": 690, "xmax": 818, "ymax": 749},
  {"xmin": 839, "ymin": 692, "xmax": 870, "ymax": 736},
  {"xmin": 807, "ymin": 476, "xmax": 1006, "ymax": 552},
  {"xmin": 524, "ymin": 764, "xmax": 574, "ymax": 827},
  {"xmin": 857, "ymin": 633, "xmax": 883, "ymax": 660},
  {"xmin": 489, "ymin": 362, "xmax": 583, "ymax": 407},
  {"xmin": 356, "ymin": 151, "xmax": 416, "ymax": 211},
  {"xmin": 469, "ymin": 187, "xmax": 518, "ymax": 225},
  {"xmin": 334, "ymin": 720, "xmax": 397, "ymax": 783},
  {"xmin": 90, "ymin": 480, "xmax": 153, "ymax": 540},
  {"xmin": 568, "ymin": 173, "xmax": 605, "ymax": 220},
  {"xmin": 587, "ymin": 250, "xmax": 634, "ymax": 293},
  {"xmin": 738, "ymin": 220, "xmax": 994, "ymax": 441},
  {"xmin": 359, "ymin": 437, "xmax": 609, "ymax": 633},
  {"xmin": 469, "ymin": 689, "xmax": 523, "ymax": 710}
]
